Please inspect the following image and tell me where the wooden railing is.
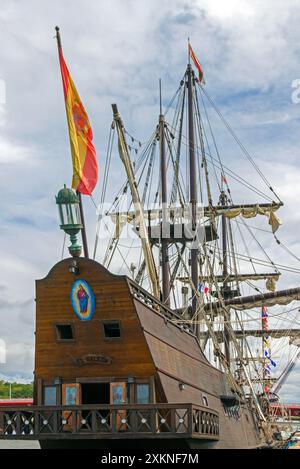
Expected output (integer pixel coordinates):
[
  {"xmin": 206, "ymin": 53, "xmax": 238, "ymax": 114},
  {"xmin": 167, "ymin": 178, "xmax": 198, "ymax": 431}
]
[
  {"xmin": 128, "ymin": 280, "xmax": 194, "ymax": 334},
  {"xmin": 0, "ymin": 403, "xmax": 219, "ymax": 440}
]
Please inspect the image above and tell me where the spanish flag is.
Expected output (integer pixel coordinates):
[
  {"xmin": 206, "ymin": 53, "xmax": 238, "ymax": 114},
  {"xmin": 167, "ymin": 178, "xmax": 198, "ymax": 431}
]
[
  {"xmin": 189, "ymin": 43, "xmax": 205, "ymax": 85},
  {"xmin": 57, "ymin": 35, "xmax": 98, "ymax": 195}
]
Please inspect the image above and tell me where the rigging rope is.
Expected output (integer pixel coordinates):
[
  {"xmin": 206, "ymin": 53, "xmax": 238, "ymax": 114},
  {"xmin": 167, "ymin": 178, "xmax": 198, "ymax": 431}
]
[
  {"xmin": 93, "ymin": 125, "xmax": 115, "ymax": 259},
  {"xmin": 199, "ymin": 84, "xmax": 282, "ymax": 203},
  {"xmin": 170, "ymin": 84, "xmax": 186, "ymax": 204}
]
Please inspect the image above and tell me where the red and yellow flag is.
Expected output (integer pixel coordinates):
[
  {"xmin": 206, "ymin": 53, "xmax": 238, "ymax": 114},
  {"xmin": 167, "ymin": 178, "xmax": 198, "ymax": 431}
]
[
  {"xmin": 58, "ymin": 46, "xmax": 98, "ymax": 195},
  {"xmin": 189, "ymin": 43, "xmax": 205, "ymax": 84}
]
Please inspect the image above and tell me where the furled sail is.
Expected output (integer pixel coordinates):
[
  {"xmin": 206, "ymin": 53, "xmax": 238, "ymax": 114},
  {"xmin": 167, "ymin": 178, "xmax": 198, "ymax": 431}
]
[
  {"xmin": 178, "ymin": 273, "xmax": 280, "ymax": 284},
  {"xmin": 109, "ymin": 202, "xmax": 282, "ymax": 234},
  {"xmin": 205, "ymin": 286, "xmax": 300, "ymax": 312},
  {"xmin": 219, "ymin": 204, "xmax": 282, "ymax": 233},
  {"xmin": 200, "ymin": 329, "xmax": 300, "ymax": 341}
]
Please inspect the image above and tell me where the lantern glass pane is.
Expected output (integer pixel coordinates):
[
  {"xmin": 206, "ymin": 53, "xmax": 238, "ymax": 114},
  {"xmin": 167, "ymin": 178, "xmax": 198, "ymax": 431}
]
[
  {"xmin": 61, "ymin": 204, "xmax": 69, "ymax": 225},
  {"xmin": 58, "ymin": 203, "xmax": 82, "ymax": 227},
  {"xmin": 69, "ymin": 204, "xmax": 81, "ymax": 225},
  {"xmin": 75, "ymin": 204, "xmax": 82, "ymax": 224},
  {"xmin": 62, "ymin": 204, "xmax": 75, "ymax": 225},
  {"xmin": 57, "ymin": 205, "xmax": 64, "ymax": 225}
]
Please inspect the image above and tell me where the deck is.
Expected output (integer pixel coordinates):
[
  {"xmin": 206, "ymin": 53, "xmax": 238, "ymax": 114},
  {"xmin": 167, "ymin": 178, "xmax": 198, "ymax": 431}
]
[{"xmin": 0, "ymin": 403, "xmax": 219, "ymax": 441}]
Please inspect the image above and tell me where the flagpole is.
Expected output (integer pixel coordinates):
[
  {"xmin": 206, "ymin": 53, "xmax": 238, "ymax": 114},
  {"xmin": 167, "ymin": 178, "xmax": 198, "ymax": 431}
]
[
  {"xmin": 77, "ymin": 191, "xmax": 89, "ymax": 258},
  {"xmin": 55, "ymin": 25, "xmax": 62, "ymax": 49},
  {"xmin": 55, "ymin": 26, "xmax": 89, "ymax": 258}
]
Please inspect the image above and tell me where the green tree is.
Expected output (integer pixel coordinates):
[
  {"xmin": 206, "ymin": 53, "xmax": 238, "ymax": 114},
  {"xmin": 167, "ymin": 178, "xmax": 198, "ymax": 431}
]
[{"xmin": 0, "ymin": 380, "xmax": 33, "ymax": 399}]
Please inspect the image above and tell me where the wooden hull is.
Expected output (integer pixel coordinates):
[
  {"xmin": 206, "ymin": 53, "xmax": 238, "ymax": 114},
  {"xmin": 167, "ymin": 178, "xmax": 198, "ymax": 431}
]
[
  {"xmin": 39, "ymin": 438, "xmax": 263, "ymax": 450},
  {"xmin": 31, "ymin": 257, "xmax": 264, "ymax": 449},
  {"xmin": 38, "ymin": 438, "xmax": 220, "ymax": 450}
]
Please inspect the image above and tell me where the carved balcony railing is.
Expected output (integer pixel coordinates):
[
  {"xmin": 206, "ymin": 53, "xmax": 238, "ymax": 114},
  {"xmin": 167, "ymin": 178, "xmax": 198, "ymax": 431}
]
[{"xmin": 0, "ymin": 403, "xmax": 219, "ymax": 440}]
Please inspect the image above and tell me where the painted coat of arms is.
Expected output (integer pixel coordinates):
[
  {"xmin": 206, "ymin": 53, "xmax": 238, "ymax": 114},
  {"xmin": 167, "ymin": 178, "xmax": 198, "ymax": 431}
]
[{"xmin": 71, "ymin": 279, "xmax": 95, "ymax": 320}]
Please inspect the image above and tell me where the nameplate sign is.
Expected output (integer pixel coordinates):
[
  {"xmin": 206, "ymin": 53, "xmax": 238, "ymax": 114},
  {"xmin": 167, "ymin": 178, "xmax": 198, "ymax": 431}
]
[{"xmin": 73, "ymin": 354, "xmax": 112, "ymax": 366}]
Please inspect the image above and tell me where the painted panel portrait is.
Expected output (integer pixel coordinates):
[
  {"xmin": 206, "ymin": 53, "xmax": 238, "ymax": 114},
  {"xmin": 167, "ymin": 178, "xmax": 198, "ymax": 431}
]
[{"xmin": 71, "ymin": 279, "xmax": 95, "ymax": 320}]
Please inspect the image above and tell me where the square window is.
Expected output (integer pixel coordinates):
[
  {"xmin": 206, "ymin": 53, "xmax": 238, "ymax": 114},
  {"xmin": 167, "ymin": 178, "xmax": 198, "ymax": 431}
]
[
  {"xmin": 55, "ymin": 324, "xmax": 74, "ymax": 341},
  {"xmin": 44, "ymin": 386, "xmax": 57, "ymax": 405},
  {"xmin": 64, "ymin": 385, "xmax": 77, "ymax": 405},
  {"xmin": 136, "ymin": 384, "xmax": 150, "ymax": 404},
  {"xmin": 103, "ymin": 321, "xmax": 121, "ymax": 339}
]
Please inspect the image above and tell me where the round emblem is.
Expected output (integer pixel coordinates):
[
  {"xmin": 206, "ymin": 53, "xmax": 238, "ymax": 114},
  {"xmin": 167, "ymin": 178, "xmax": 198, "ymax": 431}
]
[
  {"xmin": 71, "ymin": 279, "xmax": 95, "ymax": 321},
  {"xmin": 72, "ymin": 102, "xmax": 89, "ymax": 133}
]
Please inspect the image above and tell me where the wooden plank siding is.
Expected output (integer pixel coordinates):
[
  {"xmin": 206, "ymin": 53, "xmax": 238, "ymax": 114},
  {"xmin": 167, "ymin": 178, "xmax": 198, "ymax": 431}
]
[
  {"xmin": 35, "ymin": 258, "xmax": 155, "ymax": 384},
  {"xmin": 135, "ymin": 299, "xmax": 226, "ymax": 400},
  {"xmin": 134, "ymin": 298, "xmax": 262, "ymax": 449}
]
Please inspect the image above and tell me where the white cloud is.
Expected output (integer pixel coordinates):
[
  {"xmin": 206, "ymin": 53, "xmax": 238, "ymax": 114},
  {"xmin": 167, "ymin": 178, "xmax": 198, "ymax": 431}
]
[
  {"xmin": 0, "ymin": 136, "xmax": 32, "ymax": 163},
  {"xmin": 196, "ymin": 0, "xmax": 255, "ymax": 19}
]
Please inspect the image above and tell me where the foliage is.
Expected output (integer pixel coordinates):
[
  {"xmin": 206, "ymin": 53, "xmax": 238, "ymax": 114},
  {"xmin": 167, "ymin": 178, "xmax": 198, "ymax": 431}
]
[{"xmin": 0, "ymin": 380, "xmax": 33, "ymax": 399}]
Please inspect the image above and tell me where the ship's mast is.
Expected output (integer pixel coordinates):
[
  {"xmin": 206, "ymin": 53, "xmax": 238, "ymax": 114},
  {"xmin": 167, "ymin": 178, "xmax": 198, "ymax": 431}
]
[
  {"xmin": 220, "ymin": 190, "xmax": 231, "ymax": 365},
  {"xmin": 112, "ymin": 104, "xmax": 160, "ymax": 299},
  {"xmin": 159, "ymin": 80, "xmax": 170, "ymax": 305},
  {"xmin": 187, "ymin": 63, "xmax": 198, "ymax": 318}
]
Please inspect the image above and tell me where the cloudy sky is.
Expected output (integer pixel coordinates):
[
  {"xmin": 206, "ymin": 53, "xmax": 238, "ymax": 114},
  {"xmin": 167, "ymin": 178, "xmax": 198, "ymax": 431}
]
[{"xmin": 1, "ymin": 0, "xmax": 300, "ymax": 401}]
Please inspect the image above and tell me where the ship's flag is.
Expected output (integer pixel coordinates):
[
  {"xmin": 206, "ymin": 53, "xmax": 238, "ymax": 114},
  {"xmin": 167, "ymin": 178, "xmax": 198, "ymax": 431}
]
[
  {"xmin": 264, "ymin": 385, "xmax": 269, "ymax": 393},
  {"xmin": 189, "ymin": 43, "xmax": 205, "ymax": 84},
  {"xmin": 262, "ymin": 306, "xmax": 268, "ymax": 330},
  {"xmin": 264, "ymin": 351, "xmax": 277, "ymax": 368},
  {"xmin": 198, "ymin": 283, "xmax": 209, "ymax": 294},
  {"xmin": 264, "ymin": 364, "xmax": 271, "ymax": 374},
  {"xmin": 58, "ymin": 46, "xmax": 98, "ymax": 195}
]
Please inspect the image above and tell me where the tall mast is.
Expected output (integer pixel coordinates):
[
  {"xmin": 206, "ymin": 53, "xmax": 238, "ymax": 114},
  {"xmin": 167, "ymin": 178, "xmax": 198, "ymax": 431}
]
[
  {"xmin": 55, "ymin": 26, "xmax": 89, "ymax": 258},
  {"xmin": 112, "ymin": 104, "xmax": 160, "ymax": 299},
  {"xmin": 261, "ymin": 306, "xmax": 267, "ymax": 395},
  {"xmin": 220, "ymin": 190, "xmax": 231, "ymax": 365},
  {"xmin": 187, "ymin": 63, "xmax": 198, "ymax": 318},
  {"xmin": 159, "ymin": 80, "xmax": 170, "ymax": 305}
]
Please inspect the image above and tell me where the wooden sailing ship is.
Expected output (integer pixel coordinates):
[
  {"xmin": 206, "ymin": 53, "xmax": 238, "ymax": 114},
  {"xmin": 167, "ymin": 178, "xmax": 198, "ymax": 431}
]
[{"xmin": 1, "ymin": 33, "xmax": 300, "ymax": 449}]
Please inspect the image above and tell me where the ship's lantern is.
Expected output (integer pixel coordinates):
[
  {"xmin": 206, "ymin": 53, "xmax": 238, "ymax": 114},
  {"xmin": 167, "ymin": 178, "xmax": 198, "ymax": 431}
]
[{"xmin": 56, "ymin": 185, "xmax": 83, "ymax": 257}]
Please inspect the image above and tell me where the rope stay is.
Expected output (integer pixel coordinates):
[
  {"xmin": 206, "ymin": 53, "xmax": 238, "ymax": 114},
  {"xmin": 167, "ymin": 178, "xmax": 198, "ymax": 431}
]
[{"xmin": 91, "ymin": 66, "xmax": 299, "ymax": 409}]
